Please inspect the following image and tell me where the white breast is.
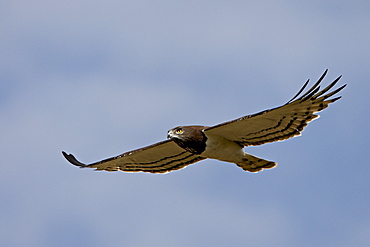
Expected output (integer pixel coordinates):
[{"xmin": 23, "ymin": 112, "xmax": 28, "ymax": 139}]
[{"xmin": 202, "ymin": 134, "xmax": 245, "ymax": 163}]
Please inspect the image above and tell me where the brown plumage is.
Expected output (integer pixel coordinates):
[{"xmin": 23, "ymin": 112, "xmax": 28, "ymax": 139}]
[{"xmin": 62, "ymin": 70, "xmax": 346, "ymax": 173}]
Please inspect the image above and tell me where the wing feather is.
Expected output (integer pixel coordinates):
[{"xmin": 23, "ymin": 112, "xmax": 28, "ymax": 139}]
[
  {"xmin": 205, "ymin": 70, "xmax": 346, "ymax": 146},
  {"xmin": 62, "ymin": 140, "xmax": 205, "ymax": 173},
  {"xmin": 295, "ymin": 69, "xmax": 327, "ymax": 101},
  {"xmin": 286, "ymin": 79, "xmax": 309, "ymax": 103}
]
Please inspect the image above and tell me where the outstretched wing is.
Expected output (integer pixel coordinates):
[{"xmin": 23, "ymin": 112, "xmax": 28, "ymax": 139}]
[
  {"xmin": 62, "ymin": 140, "xmax": 205, "ymax": 173},
  {"xmin": 205, "ymin": 70, "xmax": 346, "ymax": 146}
]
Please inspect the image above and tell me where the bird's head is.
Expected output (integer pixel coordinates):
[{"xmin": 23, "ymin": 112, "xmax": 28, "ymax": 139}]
[
  {"xmin": 167, "ymin": 126, "xmax": 208, "ymax": 141},
  {"xmin": 167, "ymin": 126, "xmax": 208, "ymax": 154},
  {"xmin": 167, "ymin": 126, "xmax": 185, "ymax": 140}
]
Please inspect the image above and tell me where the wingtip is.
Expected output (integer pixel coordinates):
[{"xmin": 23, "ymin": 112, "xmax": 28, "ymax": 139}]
[
  {"xmin": 335, "ymin": 83, "xmax": 347, "ymax": 94},
  {"xmin": 323, "ymin": 68, "xmax": 329, "ymax": 76},
  {"xmin": 62, "ymin": 151, "xmax": 87, "ymax": 167},
  {"xmin": 329, "ymin": 96, "xmax": 342, "ymax": 103}
]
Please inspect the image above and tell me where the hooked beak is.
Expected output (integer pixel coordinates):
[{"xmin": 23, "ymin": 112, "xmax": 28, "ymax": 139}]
[
  {"xmin": 167, "ymin": 129, "xmax": 177, "ymax": 139},
  {"xmin": 167, "ymin": 130, "xmax": 173, "ymax": 139}
]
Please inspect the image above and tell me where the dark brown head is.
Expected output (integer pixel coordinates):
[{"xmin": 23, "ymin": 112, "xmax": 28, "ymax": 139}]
[{"xmin": 167, "ymin": 126, "xmax": 208, "ymax": 154}]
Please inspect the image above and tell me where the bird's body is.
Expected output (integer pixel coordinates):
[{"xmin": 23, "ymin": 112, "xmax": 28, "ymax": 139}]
[
  {"xmin": 167, "ymin": 126, "xmax": 277, "ymax": 172},
  {"xmin": 202, "ymin": 133, "xmax": 244, "ymax": 163},
  {"xmin": 62, "ymin": 70, "xmax": 346, "ymax": 173}
]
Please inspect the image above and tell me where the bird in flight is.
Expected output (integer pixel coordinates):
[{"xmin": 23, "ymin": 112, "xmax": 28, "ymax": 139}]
[{"xmin": 62, "ymin": 70, "xmax": 346, "ymax": 173}]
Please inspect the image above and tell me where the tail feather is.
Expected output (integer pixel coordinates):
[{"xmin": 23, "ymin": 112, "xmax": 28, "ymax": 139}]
[{"xmin": 236, "ymin": 153, "xmax": 277, "ymax": 172}]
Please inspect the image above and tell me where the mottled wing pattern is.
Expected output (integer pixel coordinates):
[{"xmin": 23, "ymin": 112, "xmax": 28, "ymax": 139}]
[
  {"xmin": 205, "ymin": 70, "xmax": 346, "ymax": 146},
  {"xmin": 62, "ymin": 140, "xmax": 205, "ymax": 173}
]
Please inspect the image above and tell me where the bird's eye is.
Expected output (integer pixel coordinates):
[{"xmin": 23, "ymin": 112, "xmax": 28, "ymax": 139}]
[{"xmin": 176, "ymin": 129, "xmax": 183, "ymax": 134}]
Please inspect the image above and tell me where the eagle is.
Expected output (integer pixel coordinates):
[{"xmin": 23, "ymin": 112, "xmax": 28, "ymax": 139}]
[{"xmin": 62, "ymin": 70, "xmax": 346, "ymax": 173}]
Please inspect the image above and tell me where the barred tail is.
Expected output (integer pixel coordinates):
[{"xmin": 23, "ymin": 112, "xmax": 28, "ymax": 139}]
[{"xmin": 236, "ymin": 153, "xmax": 277, "ymax": 172}]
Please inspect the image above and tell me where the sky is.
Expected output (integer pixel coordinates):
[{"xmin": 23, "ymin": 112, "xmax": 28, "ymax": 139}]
[{"xmin": 1, "ymin": 1, "xmax": 370, "ymax": 246}]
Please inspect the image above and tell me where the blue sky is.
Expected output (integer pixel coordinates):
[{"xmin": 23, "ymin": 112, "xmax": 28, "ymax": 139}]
[{"xmin": 1, "ymin": 1, "xmax": 369, "ymax": 246}]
